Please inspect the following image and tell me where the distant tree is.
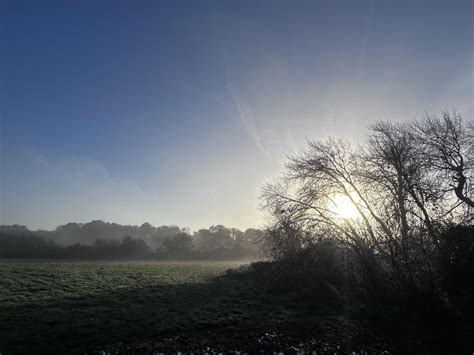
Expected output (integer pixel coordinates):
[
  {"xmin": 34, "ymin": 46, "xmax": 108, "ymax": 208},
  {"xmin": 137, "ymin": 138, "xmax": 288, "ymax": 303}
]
[
  {"xmin": 0, "ymin": 225, "xmax": 30, "ymax": 234},
  {"xmin": 0, "ymin": 223, "xmax": 263, "ymax": 260},
  {"xmin": 194, "ymin": 226, "xmax": 233, "ymax": 252},
  {"xmin": 93, "ymin": 238, "xmax": 120, "ymax": 258},
  {"xmin": 162, "ymin": 233, "xmax": 194, "ymax": 259},
  {"xmin": 0, "ymin": 232, "xmax": 59, "ymax": 258},
  {"xmin": 119, "ymin": 235, "xmax": 150, "ymax": 259},
  {"xmin": 148, "ymin": 225, "xmax": 182, "ymax": 248},
  {"xmin": 139, "ymin": 222, "xmax": 155, "ymax": 236}
]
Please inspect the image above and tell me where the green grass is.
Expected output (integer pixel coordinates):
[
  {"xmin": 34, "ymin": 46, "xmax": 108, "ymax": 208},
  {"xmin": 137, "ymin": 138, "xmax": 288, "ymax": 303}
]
[
  {"xmin": 1, "ymin": 260, "xmax": 311, "ymax": 354},
  {"xmin": 0, "ymin": 260, "xmax": 240, "ymax": 306},
  {"xmin": 0, "ymin": 261, "xmax": 252, "ymax": 353},
  {"xmin": 0, "ymin": 260, "xmax": 422, "ymax": 354}
]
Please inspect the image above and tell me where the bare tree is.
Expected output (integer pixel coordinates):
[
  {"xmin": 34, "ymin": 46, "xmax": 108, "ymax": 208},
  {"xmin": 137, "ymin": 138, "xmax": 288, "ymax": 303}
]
[
  {"xmin": 260, "ymin": 112, "xmax": 472, "ymax": 300},
  {"xmin": 261, "ymin": 138, "xmax": 407, "ymax": 295},
  {"xmin": 363, "ymin": 121, "xmax": 440, "ymax": 287},
  {"xmin": 414, "ymin": 112, "xmax": 473, "ymax": 209}
]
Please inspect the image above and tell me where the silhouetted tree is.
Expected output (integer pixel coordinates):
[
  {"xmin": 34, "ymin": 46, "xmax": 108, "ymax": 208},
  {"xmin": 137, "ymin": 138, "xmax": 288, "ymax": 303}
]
[
  {"xmin": 0, "ymin": 223, "xmax": 262, "ymax": 260},
  {"xmin": 162, "ymin": 233, "xmax": 194, "ymax": 259},
  {"xmin": 414, "ymin": 112, "xmax": 473, "ymax": 210},
  {"xmin": 260, "ymin": 112, "xmax": 472, "ymax": 302},
  {"xmin": 119, "ymin": 235, "xmax": 150, "ymax": 259}
]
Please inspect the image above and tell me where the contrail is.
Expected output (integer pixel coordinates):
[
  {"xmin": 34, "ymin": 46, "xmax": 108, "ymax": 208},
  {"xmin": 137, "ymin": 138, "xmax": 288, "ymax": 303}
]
[{"xmin": 224, "ymin": 71, "xmax": 274, "ymax": 160}]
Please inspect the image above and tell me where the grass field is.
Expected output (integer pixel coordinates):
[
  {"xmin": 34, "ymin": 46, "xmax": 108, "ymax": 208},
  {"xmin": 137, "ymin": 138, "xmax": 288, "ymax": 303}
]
[
  {"xmin": 0, "ymin": 260, "xmax": 373, "ymax": 354},
  {"xmin": 1, "ymin": 261, "xmax": 252, "ymax": 353},
  {"xmin": 2, "ymin": 260, "xmax": 457, "ymax": 354}
]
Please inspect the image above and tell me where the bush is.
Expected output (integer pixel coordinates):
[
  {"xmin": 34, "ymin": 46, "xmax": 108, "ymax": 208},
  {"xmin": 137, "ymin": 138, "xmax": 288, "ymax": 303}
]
[
  {"xmin": 438, "ymin": 225, "xmax": 474, "ymax": 302},
  {"xmin": 250, "ymin": 238, "xmax": 347, "ymax": 303}
]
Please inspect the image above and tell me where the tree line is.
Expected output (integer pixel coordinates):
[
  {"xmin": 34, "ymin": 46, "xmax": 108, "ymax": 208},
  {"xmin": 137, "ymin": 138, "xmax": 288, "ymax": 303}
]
[{"xmin": 0, "ymin": 222, "xmax": 263, "ymax": 260}]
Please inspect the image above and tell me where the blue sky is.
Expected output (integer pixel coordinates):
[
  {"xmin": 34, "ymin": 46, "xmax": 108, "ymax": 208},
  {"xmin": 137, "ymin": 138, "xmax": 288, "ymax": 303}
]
[{"xmin": 1, "ymin": 0, "xmax": 472, "ymax": 230}]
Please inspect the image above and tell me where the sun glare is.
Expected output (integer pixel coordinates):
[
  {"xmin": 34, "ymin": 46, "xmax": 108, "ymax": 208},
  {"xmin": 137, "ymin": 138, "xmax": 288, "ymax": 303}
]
[{"xmin": 330, "ymin": 194, "xmax": 360, "ymax": 220}]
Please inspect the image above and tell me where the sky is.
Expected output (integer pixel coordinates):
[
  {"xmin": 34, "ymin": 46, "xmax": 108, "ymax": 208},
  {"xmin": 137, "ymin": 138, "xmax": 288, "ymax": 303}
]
[{"xmin": 1, "ymin": 0, "xmax": 473, "ymax": 231}]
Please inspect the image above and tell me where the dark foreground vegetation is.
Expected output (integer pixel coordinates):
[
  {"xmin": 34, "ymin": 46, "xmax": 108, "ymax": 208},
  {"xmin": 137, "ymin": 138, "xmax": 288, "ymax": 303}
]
[
  {"xmin": 256, "ymin": 112, "xmax": 474, "ymax": 353},
  {"xmin": 0, "ymin": 258, "xmax": 472, "ymax": 354}
]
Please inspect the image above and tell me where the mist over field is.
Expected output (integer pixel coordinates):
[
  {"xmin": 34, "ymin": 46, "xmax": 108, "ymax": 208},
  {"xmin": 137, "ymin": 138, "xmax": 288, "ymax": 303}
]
[{"xmin": 0, "ymin": 222, "xmax": 263, "ymax": 260}]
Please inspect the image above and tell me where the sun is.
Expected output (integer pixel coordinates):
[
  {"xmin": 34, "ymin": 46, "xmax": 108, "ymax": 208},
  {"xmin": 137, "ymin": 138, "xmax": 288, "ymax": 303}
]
[{"xmin": 330, "ymin": 194, "xmax": 360, "ymax": 220}]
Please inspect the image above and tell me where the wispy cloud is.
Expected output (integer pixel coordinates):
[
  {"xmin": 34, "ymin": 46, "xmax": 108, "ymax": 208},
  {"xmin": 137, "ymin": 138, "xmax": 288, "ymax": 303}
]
[{"xmin": 225, "ymin": 81, "xmax": 273, "ymax": 160}]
